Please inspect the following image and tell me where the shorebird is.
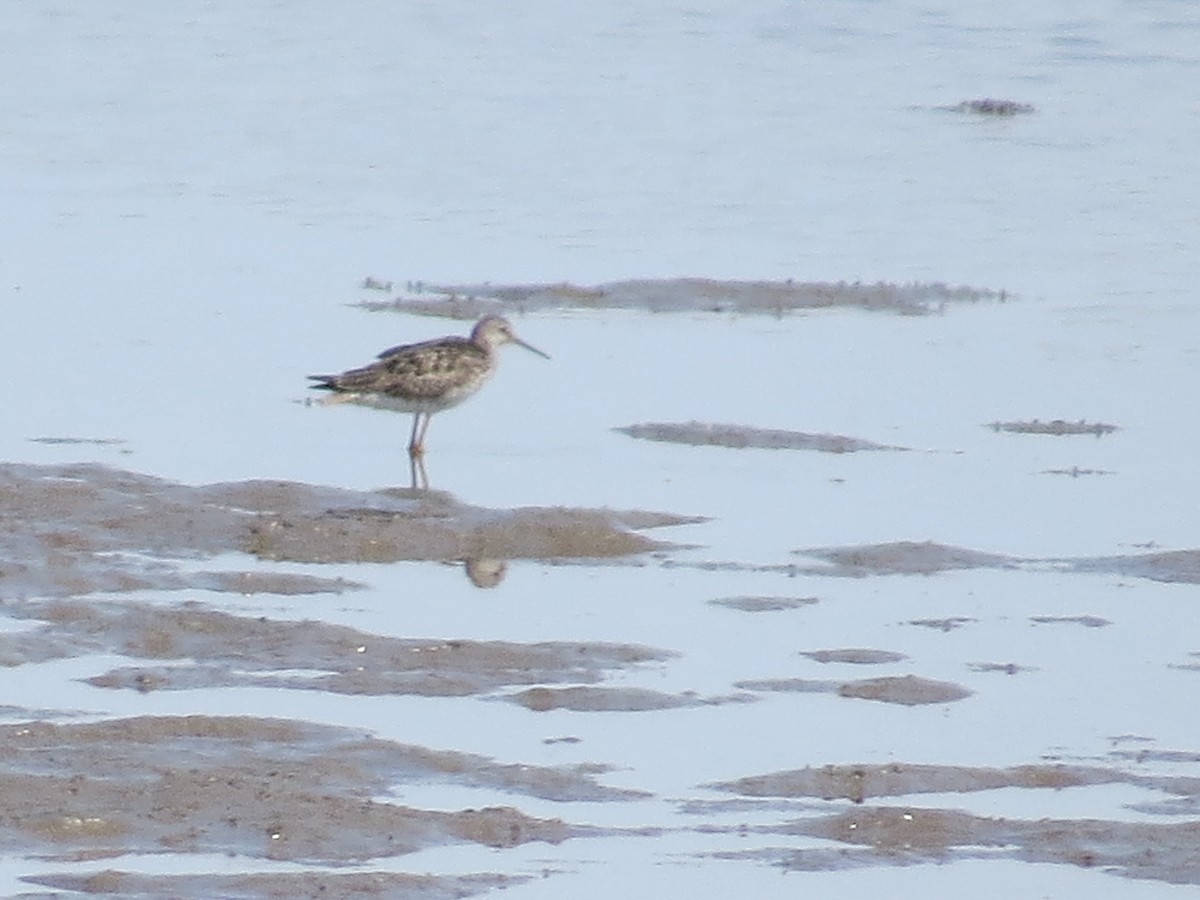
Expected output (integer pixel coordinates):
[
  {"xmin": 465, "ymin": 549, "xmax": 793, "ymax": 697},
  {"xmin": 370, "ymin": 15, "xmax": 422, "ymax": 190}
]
[{"xmin": 308, "ymin": 315, "xmax": 549, "ymax": 457}]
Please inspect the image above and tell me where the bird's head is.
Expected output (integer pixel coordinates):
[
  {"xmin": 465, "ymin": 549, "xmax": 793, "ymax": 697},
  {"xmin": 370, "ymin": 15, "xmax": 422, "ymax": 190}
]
[{"xmin": 473, "ymin": 315, "xmax": 550, "ymax": 359}]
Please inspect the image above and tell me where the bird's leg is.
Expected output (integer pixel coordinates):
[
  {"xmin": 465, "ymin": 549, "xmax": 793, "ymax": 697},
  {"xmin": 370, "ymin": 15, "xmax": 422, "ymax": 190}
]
[
  {"xmin": 412, "ymin": 412, "xmax": 433, "ymax": 457},
  {"xmin": 407, "ymin": 413, "xmax": 426, "ymax": 458},
  {"xmin": 409, "ymin": 453, "xmax": 429, "ymax": 491}
]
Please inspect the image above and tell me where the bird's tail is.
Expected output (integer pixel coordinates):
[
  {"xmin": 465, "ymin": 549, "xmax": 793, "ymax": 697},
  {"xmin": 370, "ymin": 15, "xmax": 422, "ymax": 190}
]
[{"xmin": 307, "ymin": 374, "xmax": 340, "ymax": 391}]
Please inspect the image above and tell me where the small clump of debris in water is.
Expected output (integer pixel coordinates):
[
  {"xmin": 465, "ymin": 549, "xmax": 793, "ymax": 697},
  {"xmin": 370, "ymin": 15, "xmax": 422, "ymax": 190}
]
[
  {"xmin": 988, "ymin": 419, "xmax": 1118, "ymax": 436},
  {"xmin": 944, "ymin": 98, "xmax": 1036, "ymax": 115}
]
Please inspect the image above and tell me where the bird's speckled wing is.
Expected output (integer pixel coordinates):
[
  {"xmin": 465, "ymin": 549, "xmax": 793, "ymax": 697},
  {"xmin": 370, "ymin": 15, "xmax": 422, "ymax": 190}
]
[{"xmin": 314, "ymin": 337, "xmax": 492, "ymax": 401}]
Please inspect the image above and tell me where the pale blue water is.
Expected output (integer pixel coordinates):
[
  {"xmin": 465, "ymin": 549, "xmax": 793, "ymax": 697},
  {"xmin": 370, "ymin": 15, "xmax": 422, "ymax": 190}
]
[{"xmin": 1, "ymin": 1, "xmax": 1198, "ymax": 896}]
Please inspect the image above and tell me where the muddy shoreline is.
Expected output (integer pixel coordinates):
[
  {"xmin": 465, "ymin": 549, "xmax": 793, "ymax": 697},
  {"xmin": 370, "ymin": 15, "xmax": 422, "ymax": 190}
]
[
  {"xmin": 0, "ymin": 462, "xmax": 694, "ymax": 602},
  {"xmin": 3, "ymin": 462, "xmax": 1199, "ymax": 895}
]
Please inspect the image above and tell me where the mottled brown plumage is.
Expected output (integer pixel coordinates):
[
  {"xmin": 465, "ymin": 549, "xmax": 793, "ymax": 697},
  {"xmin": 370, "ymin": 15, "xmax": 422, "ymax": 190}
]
[{"xmin": 308, "ymin": 315, "xmax": 548, "ymax": 456}]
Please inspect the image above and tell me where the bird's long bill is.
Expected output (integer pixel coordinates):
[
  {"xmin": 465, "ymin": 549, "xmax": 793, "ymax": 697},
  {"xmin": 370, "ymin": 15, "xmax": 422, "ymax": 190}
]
[{"xmin": 514, "ymin": 336, "xmax": 551, "ymax": 360}]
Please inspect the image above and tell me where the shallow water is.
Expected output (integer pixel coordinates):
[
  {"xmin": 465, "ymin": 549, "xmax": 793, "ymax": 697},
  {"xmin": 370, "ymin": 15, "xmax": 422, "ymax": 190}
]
[{"xmin": 2, "ymin": 1, "xmax": 1199, "ymax": 897}]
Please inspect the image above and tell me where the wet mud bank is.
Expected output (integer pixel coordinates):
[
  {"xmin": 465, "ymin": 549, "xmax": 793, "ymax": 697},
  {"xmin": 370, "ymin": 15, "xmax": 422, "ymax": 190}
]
[
  {"xmin": 0, "ymin": 715, "xmax": 580, "ymax": 898},
  {"xmin": 25, "ymin": 871, "xmax": 526, "ymax": 900},
  {"xmin": 659, "ymin": 539, "xmax": 1200, "ymax": 587},
  {"xmin": 708, "ymin": 762, "xmax": 1200, "ymax": 884},
  {"xmin": 988, "ymin": 418, "xmax": 1118, "ymax": 436},
  {"xmin": 791, "ymin": 539, "xmax": 1200, "ymax": 584},
  {"xmin": 716, "ymin": 807, "xmax": 1200, "ymax": 885},
  {"xmin": 3, "ymin": 459, "xmax": 1198, "ymax": 894},
  {"xmin": 354, "ymin": 277, "xmax": 1009, "ymax": 318},
  {"xmin": 0, "ymin": 463, "xmax": 690, "ymax": 895},
  {"xmin": 615, "ymin": 421, "xmax": 909, "ymax": 452},
  {"xmin": 0, "ymin": 598, "xmax": 674, "ymax": 701},
  {"xmin": 734, "ymin": 673, "xmax": 973, "ymax": 706},
  {"xmin": 0, "ymin": 462, "xmax": 695, "ymax": 600},
  {"xmin": 713, "ymin": 761, "xmax": 1200, "ymax": 804}
]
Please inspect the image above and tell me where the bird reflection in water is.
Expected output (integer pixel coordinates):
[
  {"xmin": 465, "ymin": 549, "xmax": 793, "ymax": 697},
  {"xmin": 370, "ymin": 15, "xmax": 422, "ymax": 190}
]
[{"xmin": 463, "ymin": 558, "xmax": 507, "ymax": 589}]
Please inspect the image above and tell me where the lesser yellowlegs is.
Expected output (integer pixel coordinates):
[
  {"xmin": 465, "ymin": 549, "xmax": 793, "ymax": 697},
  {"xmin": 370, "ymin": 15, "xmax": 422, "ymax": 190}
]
[{"xmin": 308, "ymin": 315, "xmax": 549, "ymax": 457}]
